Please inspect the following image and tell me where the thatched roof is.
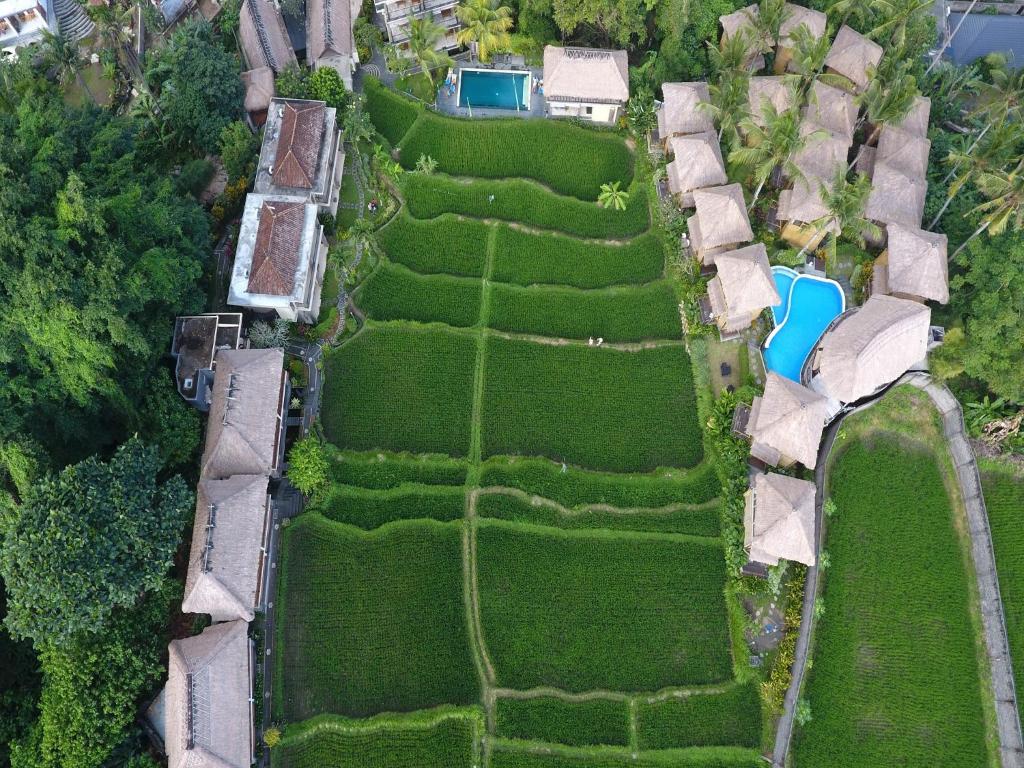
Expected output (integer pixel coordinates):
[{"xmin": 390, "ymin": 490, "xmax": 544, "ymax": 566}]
[
  {"xmin": 748, "ymin": 77, "xmax": 795, "ymax": 126},
  {"xmin": 543, "ymin": 46, "xmax": 629, "ymax": 104},
  {"xmin": 201, "ymin": 348, "xmax": 286, "ymax": 479},
  {"xmin": 749, "ymin": 372, "xmax": 828, "ymax": 468},
  {"xmin": 242, "ymin": 67, "xmax": 275, "ymax": 113},
  {"xmin": 779, "ymin": 174, "xmax": 831, "ymax": 226},
  {"xmin": 690, "ymin": 184, "xmax": 754, "ymax": 250},
  {"xmin": 894, "ymin": 96, "xmax": 931, "ymax": 138},
  {"xmin": 238, "ymin": 0, "xmax": 296, "ymax": 74},
  {"xmin": 182, "ymin": 475, "xmax": 271, "ymax": 623},
  {"xmin": 165, "ymin": 620, "xmax": 252, "ymax": 768},
  {"xmin": 720, "ymin": 4, "xmax": 762, "ymax": 43},
  {"xmin": 803, "ymin": 81, "xmax": 857, "ymax": 140},
  {"xmin": 307, "ymin": 0, "xmax": 355, "ymax": 64},
  {"xmin": 792, "ymin": 122, "xmax": 849, "ymax": 181},
  {"xmin": 875, "ymin": 125, "xmax": 930, "ymax": 180},
  {"xmin": 744, "ymin": 472, "xmax": 816, "ymax": 566},
  {"xmin": 884, "ymin": 223, "xmax": 949, "ymax": 303},
  {"xmin": 666, "ymin": 131, "xmax": 728, "ymax": 203},
  {"xmin": 816, "ymin": 294, "xmax": 931, "ymax": 402},
  {"xmin": 779, "ymin": 3, "xmax": 827, "ymax": 47},
  {"xmin": 658, "ymin": 82, "xmax": 713, "ymax": 138},
  {"xmin": 706, "ymin": 243, "xmax": 781, "ymax": 331},
  {"xmin": 865, "ymin": 162, "xmax": 927, "ymax": 228},
  {"xmin": 824, "ymin": 24, "xmax": 883, "ymax": 91}
]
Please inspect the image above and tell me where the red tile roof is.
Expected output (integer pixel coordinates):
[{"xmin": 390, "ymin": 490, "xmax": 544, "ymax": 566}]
[
  {"xmin": 247, "ymin": 200, "xmax": 305, "ymax": 295},
  {"xmin": 271, "ymin": 102, "xmax": 325, "ymax": 189}
]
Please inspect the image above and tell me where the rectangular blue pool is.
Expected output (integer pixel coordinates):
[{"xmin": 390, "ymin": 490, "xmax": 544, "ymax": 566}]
[{"xmin": 458, "ymin": 69, "xmax": 531, "ymax": 110}]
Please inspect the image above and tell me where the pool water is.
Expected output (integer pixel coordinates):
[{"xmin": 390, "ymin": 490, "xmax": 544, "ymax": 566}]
[
  {"xmin": 763, "ymin": 267, "xmax": 845, "ymax": 382},
  {"xmin": 458, "ymin": 69, "xmax": 530, "ymax": 110}
]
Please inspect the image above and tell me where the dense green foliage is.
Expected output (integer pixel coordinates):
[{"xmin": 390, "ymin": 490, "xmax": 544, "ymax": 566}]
[
  {"xmin": 0, "ymin": 584, "xmax": 39, "ymax": 768},
  {"xmin": 488, "ymin": 281, "xmax": 681, "ymax": 342},
  {"xmin": 793, "ymin": 437, "xmax": 988, "ymax": 767},
  {"xmin": 403, "ymin": 174, "xmax": 649, "ymax": 239},
  {"xmin": 287, "ymin": 438, "xmax": 330, "ymax": 495},
  {"xmin": 0, "ymin": 439, "xmax": 190, "ymax": 645},
  {"xmin": 495, "ymin": 696, "xmax": 630, "ymax": 746},
  {"xmin": 276, "ymin": 515, "xmax": 478, "ymax": 721},
  {"xmin": 478, "ymin": 458, "xmax": 720, "ymax": 508},
  {"xmin": 398, "ymin": 113, "xmax": 634, "ymax": 200},
  {"xmin": 377, "ymin": 213, "xmax": 489, "ymax": 276},
  {"xmin": 476, "ymin": 491, "xmax": 720, "ymax": 537},
  {"xmin": 489, "ymin": 744, "xmax": 763, "ymax": 768},
  {"xmin": 273, "ymin": 708, "xmax": 482, "ymax": 768},
  {"xmin": 982, "ymin": 466, "xmax": 1024, "ymax": 724},
  {"xmin": 481, "ymin": 337, "xmax": 703, "ymax": 472},
  {"xmin": 322, "ymin": 325, "xmax": 477, "ymax": 456},
  {"xmin": 313, "ymin": 483, "xmax": 466, "ymax": 528},
  {"xmin": 635, "ymin": 682, "xmax": 762, "ymax": 750},
  {"xmin": 357, "ymin": 261, "xmax": 483, "ymax": 327},
  {"xmin": 477, "ymin": 520, "xmax": 732, "ymax": 691},
  {"xmin": 491, "ymin": 228, "xmax": 665, "ymax": 288},
  {"xmin": 326, "ymin": 448, "xmax": 468, "ymax": 488},
  {"xmin": 364, "ymin": 77, "xmax": 421, "ymax": 145}
]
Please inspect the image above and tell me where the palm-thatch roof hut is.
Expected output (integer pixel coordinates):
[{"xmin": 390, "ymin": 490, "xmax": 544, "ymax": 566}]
[
  {"xmin": 779, "ymin": 3, "xmax": 827, "ymax": 50},
  {"xmin": 865, "ymin": 162, "xmax": 927, "ymax": 230},
  {"xmin": 666, "ymin": 131, "xmax": 728, "ymax": 206},
  {"xmin": 201, "ymin": 348, "xmax": 287, "ymax": 480},
  {"xmin": 542, "ymin": 46, "xmax": 629, "ymax": 123},
  {"xmin": 747, "ymin": 76, "xmax": 795, "ymax": 127},
  {"xmin": 824, "ymin": 24, "xmax": 883, "ymax": 92},
  {"xmin": 706, "ymin": 243, "xmax": 781, "ymax": 333},
  {"xmin": 812, "ymin": 294, "xmax": 931, "ymax": 403},
  {"xmin": 720, "ymin": 5, "xmax": 768, "ymax": 69},
  {"xmin": 874, "ymin": 223, "xmax": 949, "ymax": 304},
  {"xmin": 748, "ymin": 372, "xmax": 828, "ymax": 468},
  {"xmin": 688, "ymin": 184, "xmax": 754, "ymax": 263},
  {"xmin": 894, "ymin": 96, "xmax": 931, "ymax": 138},
  {"xmin": 744, "ymin": 472, "xmax": 817, "ymax": 566},
  {"xmin": 875, "ymin": 125, "xmax": 931, "ymax": 180},
  {"xmin": 658, "ymin": 82, "xmax": 714, "ymax": 140},
  {"xmin": 162, "ymin": 620, "xmax": 253, "ymax": 768},
  {"xmin": 182, "ymin": 475, "xmax": 272, "ymax": 623},
  {"xmin": 802, "ymin": 80, "xmax": 857, "ymax": 141},
  {"xmin": 242, "ymin": 67, "xmax": 275, "ymax": 122}
]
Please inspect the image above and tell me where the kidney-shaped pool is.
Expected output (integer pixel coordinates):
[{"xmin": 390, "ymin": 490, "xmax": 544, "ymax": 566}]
[{"xmin": 763, "ymin": 266, "xmax": 845, "ymax": 382}]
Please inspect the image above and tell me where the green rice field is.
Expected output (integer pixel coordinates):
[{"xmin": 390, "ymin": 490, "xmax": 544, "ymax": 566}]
[{"xmin": 494, "ymin": 697, "xmax": 630, "ymax": 747}]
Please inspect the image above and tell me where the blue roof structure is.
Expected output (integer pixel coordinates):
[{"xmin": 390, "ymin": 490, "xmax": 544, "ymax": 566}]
[{"xmin": 947, "ymin": 12, "xmax": 1024, "ymax": 66}]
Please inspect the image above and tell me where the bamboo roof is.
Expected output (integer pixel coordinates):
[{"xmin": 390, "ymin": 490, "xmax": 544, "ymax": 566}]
[
  {"xmin": 666, "ymin": 131, "xmax": 728, "ymax": 201},
  {"xmin": 875, "ymin": 124, "xmax": 931, "ymax": 180},
  {"xmin": 707, "ymin": 243, "xmax": 781, "ymax": 320},
  {"xmin": 824, "ymin": 24, "xmax": 883, "ymax": 91},
  {"xmin": 865, "ymin": 162, "xmax": 927, "ymax": 229},
  {"xmin": 720, "ymin": 4, "xmax": 761, "ymax": 42},
  {"xmin": 884, "ymin": 223, "xmax": 949, "ymax": 303},
  {"xmin": 748, "ymin": 76, "xmax": 795, "ymax": 127},
  {"xmin": 658, "ymin": 82, "xmax": 714, "ymax": 138},
  {"xmin": 779, "ymin": 3, "xmax": 827, "ymax": 47},
  {"xmin": 691, "ymin": 184, "xmax": 754, "ymax": 250},
  {"xmin": 744, "ymin": 472, "xmax": 817, "ymax": 566},
  {"xmin": 803, "ymin": 80, "xmax": 857, "ymax": 140},
  {"xmin": 543, "ymin": 46, "xmax": 629, "ymax": 104},
  {"xmin": 749, "ymin": 372, "xmax": 828, "ymax": 469}
]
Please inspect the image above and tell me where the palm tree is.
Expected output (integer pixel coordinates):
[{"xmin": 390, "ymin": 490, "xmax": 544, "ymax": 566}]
[
  {"xmin": 702, "ymin": 69, "xmax": 750, "ymax": 150},
  {"xmin": 598, "ymin": 182, "xmax": 629, "ymax": 211},
  {"xmin": 951, "ymin": 161, "xmax": 1024, "ymax": 261},
  {"xmin": 708, "ymin": 28, "xmax": 754, "ymax": 76},
  {"xmin": 731, "ymin": 103, "xmax": 820, "ymax": 209},
  {"xmin": 406, "ymin": 17, "xmax": 454, "ymax": 88},
  {"xmin": 855, "ymin": 58, "xmax": 918, "ymax": 148},
  {"xmin": 626, "ymin": 87, "xmax": 658, "ymax": 139},
  {"xmin": 868, "ymin": 0, "xmax": 932, "ymax": 54},
  {"xmin": 39, "ymin": 30, "xmax": 82, "ymax": 87},
  {"xmin": 89, "ymin": 0, "xmax": 133, "ymax": 50},
  {"xmin": 750, "ymin": 0, "xmax": 788, "ymax": 59},
  {"xmin": 829, "ymin": 0, "xmax": 877, "ymax": 32},
  {"xmin": 796, "ymin": 170, "xmax": 879, "ymax": 264},
  {"xmin": 786, "ymin": 24, "xmax": 831, "ymax": 95},
  {"xmin": 456, "ymin": 0, "xmax": 512, "ymax": 63}
]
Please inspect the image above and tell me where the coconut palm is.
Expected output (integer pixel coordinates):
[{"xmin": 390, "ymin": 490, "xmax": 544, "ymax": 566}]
[
  {"xmin": 868, "ymin": 0, "xmax": 932, "ymax": 54},
  {"xmin": 456, "ymin": 0, "xmax": 513, "ymax": 63},
  {"xmin": 796, "ymin": 170, "xmax": 879, "ymax": 264},
  {"xmin": 702, "ymin": 69, "xmax": 750, "ymax": 150},
  {"xmin": 856, "ymin": 58, "xmax": 918, "ymax": 146},
  {"xmin": 731, "ymin": 102, "xmax": 821, "ymax": 209},
  {"xmin": 598, "ymin": 182, "xmax": 629, "ymax": 211},
  {"xmin": 708, "ymin": 28, "xmax": 754, "ymax": 77},
  {"xmin": 406, "ymin": 17, "xmax": 454, "ymax": 88},
  {"xmin": 786, "ymin": 24, "xmax": 831, "ymax": 94},
  {"xmin": 626, "ymin": 87, "xmax": 658, "ymax": 139},
  {"xmin": 750, "ymin": 0, "xmax": 789, "ymax": 59},
  {"xmin": 829, "ymin": 0, "xmax": 877, "ymax": 32},
  {"xmin": 951, "ymin": 160, "xmax": 1024, "ymax": 261},
  {"xmin": 39, "ymin": 30, "xmax": 82, "ymax": 87},
  {"xmin": 89, "ymin": 0, "xmax": 133, "ymax": 50}
]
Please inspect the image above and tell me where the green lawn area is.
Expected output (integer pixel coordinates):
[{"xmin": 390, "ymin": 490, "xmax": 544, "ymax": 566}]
[
  {"xmin": 64, "ymin": 63, "xmax": 114, "ymax": 107},
  {"xmin": 275, "ymin": 516, "xmax": 478, "ymax": 721},
  {"xmin": 337, "ymin": 164, "xmax": 361, "ymax": 231},
  {"xmin": 476, "ymin": 520, "xmax": 732, "ymax": 692},
  {"xmin": 793, "ymin": 428, "xmax": 989, "ymax": 767}
]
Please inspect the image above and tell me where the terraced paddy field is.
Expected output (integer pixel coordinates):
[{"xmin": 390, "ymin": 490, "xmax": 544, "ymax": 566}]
[
  {"xmin": 792, "ymin": 389, "xmax": 992, "ymax": 768},
  {"xmin": 274, "ymin": 81, "xmax": 762, "ymax": 767}
]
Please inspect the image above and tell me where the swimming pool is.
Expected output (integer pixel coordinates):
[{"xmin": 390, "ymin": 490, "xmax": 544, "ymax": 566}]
[
  {"xmin": 457, "ymin": 69, "xmax": 531, "ymax": 111},
  {"xmin": 763, "ymin": 266, "xmax": 845, "ymax": 383}
]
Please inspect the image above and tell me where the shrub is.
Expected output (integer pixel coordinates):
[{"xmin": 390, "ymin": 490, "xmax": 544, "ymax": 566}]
[
  {"xmin": 287, "ymin": 438, "xmax": 329, "ymax": 495},
  {"xmin": 495, "ymin": 696, "xmax": 630, "ymax": 746},
  {"xmin": 249, "ymin": 318, "xmax": 291, "ymax": 348},
  {"xmin": 219, "ymin": 120, "xmax": 258, "ymax": 182},
  {"xmin": 377, "ymin": 213, "xmax": 489, "ymax": 276},
  {"xmin": 308, "ymin": 66, "xmax": 349, "ymax": 109},
  {"xmin": 364, "ymin": 77, "xmax": 421, "ymax": 145},
  {"xmin": 635, "ymin": 681, "xmax": 762, "ymax": 749},
  {"xmin": 355, "ymin": 261, "xmax": 482, "ymax": 328},
  {"xmin": 176, "ymin": 159, "xmax": 215, "ymax": 198}
]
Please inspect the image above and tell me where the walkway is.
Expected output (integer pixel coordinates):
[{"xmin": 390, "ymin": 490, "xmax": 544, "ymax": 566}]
[{"xmin": 772, "ymin": 373, "xmax": 1024, "ymax": 768}]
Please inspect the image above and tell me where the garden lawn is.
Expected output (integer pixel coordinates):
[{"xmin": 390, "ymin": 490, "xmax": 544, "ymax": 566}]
[
  {"xmin": 492, "ymin": 227, "xmax": 665, "ymax": 289},
  {"xmin": 635, "ymin": 682, "xmax": 762, "ymax": 749},
  {"xmin": 487, "ymin": 280, "xmax": 681, "ymax": 343},
  {"xmin": 273, "ymin": 707, "xmax": 482, "ymax": 768},
  {"xmin": 356, "ymin": 261, "xmax": 482, "ymax": 328},
  {"xmin": 397, "ymin": 112, "xmax": 633, "ymax": 200},
  {"xmin": 476, "ymin": 520, "xmax": 732, "ymax": 692},
  {"xmin": 377, "ymin": 213, "xmax": 489, "ymax": 277},
  {"xmin": 276, "ymin": 516, "xmax": 478, "ymax": 721},
  {"xmin": 792, "ymin": 437, "xmax": 989, "ymax": 768},
  {"xmin": 481, "ymin": 337, "xmax": 703, "ymax": 472},
  {"xmin": 983, "ymin": 464, "xmax": 1024, "ymax": 724},
  {"xmin": 495, "ymin": 696, "xmax": 630, "ymax": 747},
  {"xmin": 313, "ymin": 483, "xmax": 466, "ymax": 529},
  {"xmin": 403, "ymin": 174, "xmax": 649, "ymax": 239},
  {"xmin": 322, "ymin": 324, "xmax": 476, "ymax": 456}
]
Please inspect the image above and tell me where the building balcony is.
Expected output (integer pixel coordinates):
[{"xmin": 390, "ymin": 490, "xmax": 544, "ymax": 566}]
[{"xmin": 381, "ymin": 0, "xmax": 457, "ymax": 23}]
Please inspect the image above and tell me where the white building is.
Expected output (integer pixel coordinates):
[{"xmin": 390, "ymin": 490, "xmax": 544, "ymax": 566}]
[
  {"xmin": 1, "ymin": 0, "xmax": 52, "ymax": 53},
  {"xmin": 373, "ymin": 0, "xmax": 461, "ymax": 51},
  {"xmin": 542, "ymin": 45, "xmax": 629, "ymax": 125}
]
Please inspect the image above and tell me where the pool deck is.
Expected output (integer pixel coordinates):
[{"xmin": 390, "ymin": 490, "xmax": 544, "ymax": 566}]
[{"xmin": 436, "ymin": 64, "xmax": 546, "ymax": 119}]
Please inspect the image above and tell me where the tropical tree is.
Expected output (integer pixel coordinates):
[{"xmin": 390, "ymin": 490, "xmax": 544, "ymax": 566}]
[
  {"xmin": 626, "ymin": 87, "xmax": 658, "ymax": 139},
  {"xmin": 287, "ymin": 437, "xmax": 328, "ymax": 495},
  {"xmin": 786, "ymin": 23, "xmax": 832, "ymax": 95},
  {"xmin": 708, "ymin": 27, "xmax": 754, "ymax": 76},
  {"xmin": 749, "ymin": 0, "xmax": 788, "ymax": 60},
  {"xmin": 456, "ymin": 0, "xmax": 513, "ymax": 63},
  {"xmin": 952, "ymin": 160, "xmax": 1024, "ymax": 260},
  {"xmin": 855, "ymin": 58, "xmax": 918, "ymax": 148},
  {"xmin": 415, "ymin": 154, "xmax": 439, "ymax": 173},
  {"xmin": 829, "ymin": 0, "xmax": 877, "ymax": 32},
  {"xmin": 38, "ymin": 30, "xmax": 82, "ymax": 87},
  {"xmin": 731, "ymin": 102, "xmax": 821, "ymax": 209},
  {"xmin": 954, "ymin": 52, "xmax": 1024, "ymax": 172},
  {"xmin": 406, "ymin": 17, "xmax": 454, "ymax": 87},
  {"xmin": 868, "ymin": 0, "xmax": 932, "ymax": 54},
  {"xmin": 702, "ymin": 69, "xmax": 750, "ymax": 150},
  {"xmin": 88, "ymin": 0, "xmax": 133, "ymax": 51},
  {"xmin": 598, "ymin": 181, "xmax": 629, "ymax": 211},
  {"xmin": 797, "ymin": 170, "xmax": 879, "ymax": 263}
]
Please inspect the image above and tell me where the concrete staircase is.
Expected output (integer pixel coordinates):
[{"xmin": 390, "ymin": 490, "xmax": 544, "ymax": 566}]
[{"xmin": 53, "ymin": 0, "xmax": 94, "ymax": 43}]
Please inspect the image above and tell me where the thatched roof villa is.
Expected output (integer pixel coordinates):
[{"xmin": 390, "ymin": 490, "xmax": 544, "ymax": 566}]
[
  {"xmin": 747, "ymin": 76, "xmax": 795, "ymax": 126},
  {"xmin": 802, "ymin": 80, "xmax": 857, "ymax": 141},
  {"xmin": 706, "ymin": 243, "xmax": 781, "ymax": 334},
  {"xmin": 688, "ymin": 184, "xmax": 754, "ymax": 264},
  {"xmin": 658, "ymin": 82, "xmax": 714, "ymax": 142},
  {"xmin": 874, "ymin": 125, "xmax": 931, "ymax": 180},
  {"xmin": 719, "ymin": 4, "xmax": 768, "ymax": 70},
  {"xmin": 873, "ymin": 223, "xmax": 949, "ymax": 304},
  {"xmin": 893, "ymin": 96, "xmax": 931, "ymax": 138},
  {"xmin": 744, "ymin": 472, "xmax": 817, "ymax": 567},
  {"xmin": 824, "ymin": 24, "xmax": 883, "ymax": 92},
  {"xmin": 666, "ymin": 131, "xmax": 728, "ymax": 207},
  {"xmin": 542, "ymin": 45, "xmax": 629, "ymax": 124},
  {"xmin": 777, "ymin": 3, "xmax": 827, "ymax": 67},
  {"xmin": 747, "ymin": 372, "xmax": 828, "ymax": 469},
  {"xmin": 865, "ymin": 162, "xmax": 928, "ymax": 232}
]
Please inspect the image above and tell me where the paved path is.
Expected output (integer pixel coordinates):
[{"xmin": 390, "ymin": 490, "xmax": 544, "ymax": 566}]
[{"xmin": 772, "ymin": 373, "xmax": 1024, "ymax": 767}]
